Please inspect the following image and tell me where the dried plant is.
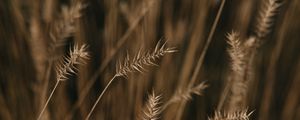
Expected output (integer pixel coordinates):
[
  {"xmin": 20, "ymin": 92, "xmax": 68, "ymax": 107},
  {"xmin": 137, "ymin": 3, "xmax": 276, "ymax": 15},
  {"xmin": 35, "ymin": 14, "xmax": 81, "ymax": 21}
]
[
  {"xmin": 218, "ymin": 32, "xmax": 252, "ymax": 111},
  {"xmin": 63, "ymin": 1, "xmax": 159, "ymax": 118},
  {"xmin": 226, "ymin": 32, "xmax": 246, "ymax": 74},
  {"xmin": 175, "ymin": 0, "xmax": 227, "ymax": 118},
  {"xmin": 226, "ymin": 32, "xmax": 248, "ymax": 111},
  {"xmin": 56, "ymin": 44, "xmax": 89, "ymax": 81},
  {"xmin": 37, "ymin": 2, "xmax": 87, "ymax": 120},
  {"xmin": 218, "ymin": 32, "xmax": 254, "ymax": 111},
  {"xmin": 49, "ymin": 1, "xmax": 86, "ymax": 52},
  {"xmin": 141, "ymin": 91, "xmax": 162, "ymax": 120},
  {"xmin": 116, "ymin": 40, "xmax": 177, "ymax": 77},
  {"xmin": 209, "ymin": 109, "xmax": 253, "ymax": 120},
  {"xmin": 2, "ymin": 0, "xmax": 296, "ymax": 119},
  {"xmin": 255, "ymin": 0, "xmax": 281, "ymax": 39},
  {"xmin": 85, "ymin": 40, "xmax": 176, "ymax": 120},
  {"xmin": 37, "ymin": 44, "xmax": 89, "ymax": 120},
  {"xmin": 163, "ymin": 81, "xmax": 208, "ymax": 110}
]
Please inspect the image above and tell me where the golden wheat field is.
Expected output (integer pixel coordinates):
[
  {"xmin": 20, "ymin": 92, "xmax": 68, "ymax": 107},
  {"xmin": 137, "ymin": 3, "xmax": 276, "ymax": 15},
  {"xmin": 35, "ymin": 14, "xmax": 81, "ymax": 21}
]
[{"xmin": 0, "ymin": 0, "xmax": 300, "ymax": 119}]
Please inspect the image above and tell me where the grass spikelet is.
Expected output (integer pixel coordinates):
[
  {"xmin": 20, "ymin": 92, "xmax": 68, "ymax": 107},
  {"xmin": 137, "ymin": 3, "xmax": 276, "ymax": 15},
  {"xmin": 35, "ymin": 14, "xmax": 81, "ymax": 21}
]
[
  {"xmin": 163, "ymin": 81, "xmax": 208, "ymax": 110},
  {"xmin": 116, "ymin": 40, "xmax": 177, "ymax": 77},
  {"xmin": 170, "ymin": 81, "xmax": 208, "ymax": 103},
  {"xmin": 209, "ymin": 109, "xmax": 253, "ymax": 120},
  {"xmin": 255, "ymin": 0, "xmax": 281, "ymax": 38},
  {"xmin": 37, "ymin": 44, "xmax": 89, "ymax": 120},
  {"xmin": 142, "ymin": 91, "xmax": 162, "ymax": 120},
  {"xmin": 50, "ymin": 1, "xmax": 86, "ymax": 49},
  {"xmin": 226, "ymin": 32, "xmax": 245, "ymax": 74},
  {"xmin": 85, "ymin": 40, "xmax": 176, "ymax": 120},
  {"xmin": 225, "ymin": 32, "xmax": 250, "ymax": 111},
  {"xmin": 56, "ymin": 44, "xmax": 89, "ymax": 81}
]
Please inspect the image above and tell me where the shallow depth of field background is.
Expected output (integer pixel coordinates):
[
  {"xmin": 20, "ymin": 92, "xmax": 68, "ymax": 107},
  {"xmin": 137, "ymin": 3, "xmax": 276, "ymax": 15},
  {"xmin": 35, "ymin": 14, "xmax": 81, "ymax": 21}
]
[{"xmin": 0, "ymin": 0, "xmax": 300, "ymax": 120}]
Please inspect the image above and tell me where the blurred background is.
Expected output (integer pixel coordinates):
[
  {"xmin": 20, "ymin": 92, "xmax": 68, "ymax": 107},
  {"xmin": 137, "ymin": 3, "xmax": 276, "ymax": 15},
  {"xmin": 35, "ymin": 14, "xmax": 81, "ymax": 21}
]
[{"xmin": 0, "ymin": 0, "xmax": 299, "ymax": 119}]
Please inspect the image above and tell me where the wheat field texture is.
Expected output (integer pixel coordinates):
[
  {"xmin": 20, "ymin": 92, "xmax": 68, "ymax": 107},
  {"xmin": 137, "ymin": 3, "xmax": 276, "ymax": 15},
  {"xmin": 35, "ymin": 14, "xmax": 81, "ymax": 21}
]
[{"xmin": 0, "ymin": 0, "xmax": 300, "ymax": 120}]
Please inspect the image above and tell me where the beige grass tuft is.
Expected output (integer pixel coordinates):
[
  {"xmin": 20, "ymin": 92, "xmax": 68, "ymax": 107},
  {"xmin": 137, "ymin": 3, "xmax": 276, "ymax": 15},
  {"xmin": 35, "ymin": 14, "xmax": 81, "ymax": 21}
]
[
  {"xmin": 226, "ymin": 32, "xmax": 246, "ymax": 74},
  {"xmin": 255, "ymin": 0, "xmax": 281, "ymax": 38},
  {"xmin": 142, "ymin": 91, "xmax": 162, "ymax": 120},
  {"xmin": 163, "ymin": 81, "xmax": 208, "ymax": 110},
  {"xmin": 218, "ymin": 31, "xmax": 253, "ymax": 111},
  {"xmin": 116, "ymin": 40, "xmax": 177, "ymax": 77},
  {"xmin": 226, "ymin": 32, "xmax": 250, "ymax": 111},
  {"xmin": 37, "ymin": 44, "xmax": 89, "ymax": 120},
  {"xmin": 85, "ymin": 40, "xmax": 176, "ymax": 120},
  {"xmin": 209, "ymin": 109, "xmax": 253, "ymax": 120},
  {"xmin": 50, "ymin": 2, "xmax": 86, "ymax": 49},
  {"xmin": 56, "ymin": 44, "xmax": 89, "ymax": 81}
]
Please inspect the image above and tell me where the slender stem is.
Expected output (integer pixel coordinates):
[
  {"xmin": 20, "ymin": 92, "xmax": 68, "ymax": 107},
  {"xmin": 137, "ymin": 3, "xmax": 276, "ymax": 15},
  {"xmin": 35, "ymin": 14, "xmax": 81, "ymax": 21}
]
[
  {"xmin": 161, "ymin": 99, "xmax": 173, "ymax": 111},
  {"xmin": 217, "ymin": 76, "xmax": 234, "ymax": 110},
  {"xmin": 188, "ymin": 0, "xmax": 226, "ymax": 88},
  {"xmin": 175, "ymin": 0, "xmax": 226, "ymax": 119},
  {"xmin": 40, "ymin": 61, "xmax": 53, "ymax": 105},
  {"xmin": 64, "ymin": 4, "xmax": 153, "ymax": 119},
  {"xmin": 37, "ymin": 80, "xmax": 60, "ymax": 120},
  {"xmin": 85, "ymin": 75, "xmax": 117, "ymax": 120}
]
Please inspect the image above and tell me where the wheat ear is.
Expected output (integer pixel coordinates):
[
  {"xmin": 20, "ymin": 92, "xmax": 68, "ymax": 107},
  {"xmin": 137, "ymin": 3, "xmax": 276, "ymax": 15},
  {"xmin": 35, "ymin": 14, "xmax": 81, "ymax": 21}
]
[
  {"xmin": 209, "ymin": 109, "xmax": 253, "ymax": 120},
  {"xmin": 141, "ymin": 91, "xmax": 162, "ymax": 120},
  {"xmin": 85, "ymin": 40, "xmax": 176, "ymax": 120},
  {"xmin": 255, "ymin": 0, "xmax": 281, "ymax": 39},
  {"xmin": 163, "ymin": 81, "xmax": 208, "ymax": 110},
  {"xmin": 37, "ymin": 44, "xmax": 89, "ymax": 120}
]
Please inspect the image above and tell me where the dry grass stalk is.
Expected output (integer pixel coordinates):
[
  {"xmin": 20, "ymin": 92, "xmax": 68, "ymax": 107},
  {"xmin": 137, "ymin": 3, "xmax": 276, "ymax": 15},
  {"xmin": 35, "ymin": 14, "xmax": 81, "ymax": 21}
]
[
  {"xmin": 40, "ymin": 2, "xmax": 86, "ymax": 117},
  {"xmin": 85, "ymin": 40, "xmax": 176, "ymax": 120},
  {"xmin": 209, "ymin": 109, "xmax": 253, "ymax": 120},
  {"xmin": 116, "ymin": 40, "xmax": 177, "ymax": 77},
  {"xmin": 226, "ymin": 32, "xmax": 246, "ymax": 75},
  {"xmin": 174, "ymin": 0, "xmax": 226, "ymax": 119},
  {"xmin": 218, "ymin": 32, "xmax": 255, "ymax": 111},
  {"xmin": 163, "ymin": 81, "xmax": 208, "ymax": 110},
  {"xmin": 64, "ymin": 2, "xmax": 158, "ymax": 118},
  {"xmin": 0, "ymin": 0, "xmax": 296, "ymax": 119},
  {"xmin": 49, "ymin": 2, "xmax": 86, "ymax": 52},
  {"xmin": 187, "ymin": 0, "xmax": 226, "ymax": 89},
  {"xmin": 255, "ymin": 0, "xmax": 281, "ymax": 39},
  {"xmin": 37, "ymin": 44, "xmax": 89, "ymax": 120},
  {"xmin": 248, "ymin": 0, "xmax": 281, "ymax": 81},
  {"xmin": 37, "ymin": 2, "xmax": 86, "ymax": 120},
  {"xmin": 245, "ymin": 0, "xmax": 281, "ymax": 118},
  {"xmin": 222, "ymin": 0, "xmax": 281, "ymax": 114},
  {"xmin": 141, "ymin": 91, "xmax": 162, "ymax": 120},
  {"xmin": 56, "ymin": 44, "xmax": 89, "ymax": 81},
  {"xmin": 226, "ymin": 32, "xmax": 248, "ymax": 110},
  {"xmin": 237, "ymin": 0, "xmax": 282, "ymax": 93}
]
